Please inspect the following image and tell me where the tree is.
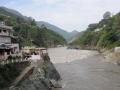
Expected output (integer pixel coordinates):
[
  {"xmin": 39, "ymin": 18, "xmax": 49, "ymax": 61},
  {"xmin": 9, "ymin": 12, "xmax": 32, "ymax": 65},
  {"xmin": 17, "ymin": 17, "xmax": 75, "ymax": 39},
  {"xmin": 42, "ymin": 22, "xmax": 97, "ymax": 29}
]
[{"xmin": 103, "ymin": 11, "xmax": 111, "ymax": 19}]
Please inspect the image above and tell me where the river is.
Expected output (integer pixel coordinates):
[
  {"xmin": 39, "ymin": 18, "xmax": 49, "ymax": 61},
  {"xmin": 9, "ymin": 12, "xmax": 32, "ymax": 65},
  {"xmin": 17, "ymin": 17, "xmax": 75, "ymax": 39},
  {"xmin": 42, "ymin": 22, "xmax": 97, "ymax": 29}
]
[{"xmin": 48, "ymin": 47, "xmax": 120, "ymax": 90}]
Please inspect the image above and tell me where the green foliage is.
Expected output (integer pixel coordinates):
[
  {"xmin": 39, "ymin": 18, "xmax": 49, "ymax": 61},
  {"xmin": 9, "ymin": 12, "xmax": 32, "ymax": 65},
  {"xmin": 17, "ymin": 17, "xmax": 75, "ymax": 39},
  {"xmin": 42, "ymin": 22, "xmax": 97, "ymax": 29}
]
[
  {"xmin": 72, "ymin": 12, "xmax": 120, "ymax": 49},
  {"xmin": 0, "ymin": 62, "xmax": 29, "ymax": 89},
  {"xmin": 0, "ymin": 9, "xmax": 66, "ymax": 47}
]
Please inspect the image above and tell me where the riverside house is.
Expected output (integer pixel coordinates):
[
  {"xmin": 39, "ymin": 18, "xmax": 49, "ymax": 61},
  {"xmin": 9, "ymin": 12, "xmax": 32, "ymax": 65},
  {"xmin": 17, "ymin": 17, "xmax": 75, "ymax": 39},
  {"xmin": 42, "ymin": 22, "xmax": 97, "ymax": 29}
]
[{"xmin": 0, "ymin": 21, "xmax": 19, "ymax": 60}]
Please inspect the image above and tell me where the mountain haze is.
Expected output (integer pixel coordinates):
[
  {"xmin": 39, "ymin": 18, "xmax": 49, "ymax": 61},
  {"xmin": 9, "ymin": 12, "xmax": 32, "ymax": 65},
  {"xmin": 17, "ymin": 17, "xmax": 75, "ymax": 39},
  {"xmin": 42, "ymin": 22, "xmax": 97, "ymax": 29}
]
[
  {"xmin": 37, "ymin": 21, "xmax": 79, "ymax": 40},
  {"xmin": 0, "ymin": 6, "xmax": 79, "ymax": 43},
  {"xmin": 0, "ymin": 7, "xmax": 31, "ymax": 20},
  {"xmin": 37, "ymin": 21, "xmax": 71, "ymax": 40},
  {"xmin": 0, "ymin": 7, "xmax": 79, "ymax": 41}
]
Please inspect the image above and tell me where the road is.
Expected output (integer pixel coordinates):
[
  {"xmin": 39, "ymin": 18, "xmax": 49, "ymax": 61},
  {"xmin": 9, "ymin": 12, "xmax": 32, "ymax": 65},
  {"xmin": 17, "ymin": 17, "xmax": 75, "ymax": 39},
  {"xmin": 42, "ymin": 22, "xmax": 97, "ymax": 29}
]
[{"xmin": 48, "ymin": 47, "xmax": 120, "ymax": 90}]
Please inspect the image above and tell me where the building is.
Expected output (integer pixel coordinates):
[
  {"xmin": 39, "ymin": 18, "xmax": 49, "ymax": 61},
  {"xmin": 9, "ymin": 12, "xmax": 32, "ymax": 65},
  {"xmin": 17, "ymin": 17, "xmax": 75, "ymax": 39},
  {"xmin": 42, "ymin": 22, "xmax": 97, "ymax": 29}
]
[{"xmin": 0, "ymin": 21, "xmax": 19, "ymax": 60}]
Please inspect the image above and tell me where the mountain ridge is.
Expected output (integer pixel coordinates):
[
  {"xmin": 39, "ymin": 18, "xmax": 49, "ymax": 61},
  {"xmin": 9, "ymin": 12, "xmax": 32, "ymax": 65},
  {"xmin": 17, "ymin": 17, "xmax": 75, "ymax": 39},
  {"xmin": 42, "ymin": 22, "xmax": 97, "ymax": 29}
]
[
  {"xmin": 0, "ymin": 6, "xmax": 66, "ymax": 47},
  {"xmin": 0, "ymin": 6, "xmax": 79, "ymax": 41},
  {"xmin": 37, "ymin": 21, "xmax": 79, "ymax": 40}
]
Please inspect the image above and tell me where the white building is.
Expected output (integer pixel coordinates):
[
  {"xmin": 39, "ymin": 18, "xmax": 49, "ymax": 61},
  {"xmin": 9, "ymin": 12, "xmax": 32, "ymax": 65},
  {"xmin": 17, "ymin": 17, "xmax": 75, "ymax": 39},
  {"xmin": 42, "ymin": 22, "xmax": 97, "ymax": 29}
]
[
  {"xmin": 0, "ymin": 21, "xmax": 19, "ymax": 60},
  {"xmin": 0, "ymin": 22, "xmax": 13, "ymax": 44}
]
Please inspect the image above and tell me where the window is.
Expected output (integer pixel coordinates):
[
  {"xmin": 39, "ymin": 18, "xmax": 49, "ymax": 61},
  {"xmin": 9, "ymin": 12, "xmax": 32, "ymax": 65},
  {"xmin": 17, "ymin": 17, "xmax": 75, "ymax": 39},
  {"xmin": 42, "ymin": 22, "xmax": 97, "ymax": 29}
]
[{"xmin": 3, "ymin": 30, "xmax": 7, "ymax": 33}]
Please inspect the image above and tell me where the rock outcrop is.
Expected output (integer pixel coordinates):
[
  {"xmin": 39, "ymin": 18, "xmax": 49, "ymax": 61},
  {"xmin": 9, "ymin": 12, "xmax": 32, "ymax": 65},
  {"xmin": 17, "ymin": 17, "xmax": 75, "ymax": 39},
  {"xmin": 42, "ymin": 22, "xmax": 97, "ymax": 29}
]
[
  {"xmin": 0, "ymin": 55, "xmax": 61, "ymax": 90},
  {"xmin": 10, "ymin": 56, "xmax": 61, "ymax": 90}
]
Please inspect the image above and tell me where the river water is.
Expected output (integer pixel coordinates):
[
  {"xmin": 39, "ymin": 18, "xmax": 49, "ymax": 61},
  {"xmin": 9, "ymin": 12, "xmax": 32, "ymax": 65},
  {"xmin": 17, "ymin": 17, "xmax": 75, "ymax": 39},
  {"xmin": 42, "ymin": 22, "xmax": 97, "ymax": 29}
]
[{"xmin": 48, "ymin": 47, "xmax": 120, "ymax": 90}]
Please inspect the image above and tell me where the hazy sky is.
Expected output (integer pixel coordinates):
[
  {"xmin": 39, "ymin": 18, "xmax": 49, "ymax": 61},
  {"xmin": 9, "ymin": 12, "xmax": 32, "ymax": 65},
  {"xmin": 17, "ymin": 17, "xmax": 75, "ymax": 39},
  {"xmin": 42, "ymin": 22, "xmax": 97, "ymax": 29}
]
[{"xmin": 0, "ymin": 0, "xmax": 120, "ymax": 32}]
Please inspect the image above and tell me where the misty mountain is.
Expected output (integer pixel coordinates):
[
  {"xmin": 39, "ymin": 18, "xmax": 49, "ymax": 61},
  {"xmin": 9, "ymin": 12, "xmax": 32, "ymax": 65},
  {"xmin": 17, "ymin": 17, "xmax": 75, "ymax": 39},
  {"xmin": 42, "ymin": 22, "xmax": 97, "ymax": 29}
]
[
  {"xmin": 0, "ymin": 6, "xmax": 32, "ymax": 21},
  {"xmin": 37, "ymin": 21, "xmax": 79, "ymax": 40},
  {"xmin": 70, "ymin": 30, "xmax": 79, "ymax": 38},
  {"xmin": 0, "ymin": 6, "xmax": 66, "ymax": 47},
  {"xmin": 0, "ymin": 6, "xmax": 79, "ymax": 41},
  {"xmin": 37, "ymin": 21, "xmax": 71, "ymax": 40},
  {"xmin": 68, "ymin": 31, "xmax": 84, "ymax": 43},
  {"xmin": 1, "ymin": 7, "xmax": 23, "ymax": 17}
]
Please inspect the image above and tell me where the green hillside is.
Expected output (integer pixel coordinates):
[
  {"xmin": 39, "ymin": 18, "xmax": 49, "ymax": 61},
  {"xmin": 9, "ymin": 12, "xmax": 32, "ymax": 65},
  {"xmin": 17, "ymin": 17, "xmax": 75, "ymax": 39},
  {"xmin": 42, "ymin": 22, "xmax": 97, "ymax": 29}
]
[
  {"xmin": 37, "ymin": 21, "xmax": 79, "ymax": 41},
  {"xmin": 0, "ymin": 7, "xmax": 66, "ymax": 47},
  {"xmin": 72, "ymin": 12, "xmax": 120, "ymax": 50}
]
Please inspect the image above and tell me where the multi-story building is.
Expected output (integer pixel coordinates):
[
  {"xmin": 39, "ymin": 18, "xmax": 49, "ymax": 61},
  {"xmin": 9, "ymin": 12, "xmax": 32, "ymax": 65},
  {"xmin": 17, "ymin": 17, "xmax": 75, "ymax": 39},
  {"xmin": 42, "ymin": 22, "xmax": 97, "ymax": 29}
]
[
  {"xmin": 0, "ymin": 22, "xmax": 13, "ymax": 44},
  {"xmin": 0, "ymin": 21, "xmax": 19, "ymax": 60}
]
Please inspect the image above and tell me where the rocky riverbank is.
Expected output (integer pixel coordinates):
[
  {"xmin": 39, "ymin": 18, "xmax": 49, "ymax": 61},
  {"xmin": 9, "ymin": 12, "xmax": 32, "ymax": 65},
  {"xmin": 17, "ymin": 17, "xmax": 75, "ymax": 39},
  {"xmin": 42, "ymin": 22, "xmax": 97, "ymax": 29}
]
[
  {"xmin": 0, "ymin": 56, "xmax": 61, "ymax": 90},
  {"xmin": 49, "ymin": 47, "xmax": 120, "ymax": 90},
  {"xmin": 84, "ymin": 47, "xmax": 120, "ymax": 64},
  {"xmin": 101, "ymin": 50, "xmax": 120, "ymax": 64},
  {"xmin": 0, "ymin": 62, "xmax": 30, "ymax": 90},
  {"xmin": 68, "ymin": 45, "xmax": 120, "ymax": 64},
  {"xmin": 12, "ymin": 61, "xmax": 61, "ymax": 90}
]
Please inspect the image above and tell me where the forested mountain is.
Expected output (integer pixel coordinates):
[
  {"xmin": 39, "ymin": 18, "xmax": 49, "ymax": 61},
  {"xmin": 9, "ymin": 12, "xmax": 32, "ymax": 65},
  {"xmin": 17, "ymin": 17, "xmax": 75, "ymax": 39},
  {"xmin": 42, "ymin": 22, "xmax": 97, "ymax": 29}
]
[
  {"xmin": 72, "ymin": 12, "xmax": 120, "ymax": 50},
  {"xmin": 37, "ymin": 21, "xmax": 79, "ymax": 40},
  {"xmin": 70, "ymin": 30, "xmax": 79, "ymax": 37},
  {"xmin": 0, "ymin": 7, "xmax": 66, "ymax": 47},
  {"xmin": 68, "ymin": 31, "xmax": 84, "ymax": 44}
]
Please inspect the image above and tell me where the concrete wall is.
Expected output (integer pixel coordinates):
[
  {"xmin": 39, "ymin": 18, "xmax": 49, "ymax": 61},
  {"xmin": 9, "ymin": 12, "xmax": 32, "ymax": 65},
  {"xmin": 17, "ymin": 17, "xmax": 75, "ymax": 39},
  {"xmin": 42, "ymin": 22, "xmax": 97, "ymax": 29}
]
[{"xmin": 0, "ymin": 36, "xmax": 11, "ymax": 44}]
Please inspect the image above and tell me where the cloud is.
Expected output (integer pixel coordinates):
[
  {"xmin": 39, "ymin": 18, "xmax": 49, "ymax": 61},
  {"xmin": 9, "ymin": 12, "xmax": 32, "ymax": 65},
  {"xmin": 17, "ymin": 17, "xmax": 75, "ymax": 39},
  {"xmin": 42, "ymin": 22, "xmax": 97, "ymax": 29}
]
[
  {"xmin": 26, "ymin": 0, "xmax": 104, "ymax": 31},
  {"xmin": 31, "ymin": 0, "xmax": 64, "ymax": 5},
  {"xmin": 4, "ymin": 0, "xmax": 16, "ymax": 7},
  {"xmin": 1, "ymin": 0, "xmax": 120, "ymax": 31}
]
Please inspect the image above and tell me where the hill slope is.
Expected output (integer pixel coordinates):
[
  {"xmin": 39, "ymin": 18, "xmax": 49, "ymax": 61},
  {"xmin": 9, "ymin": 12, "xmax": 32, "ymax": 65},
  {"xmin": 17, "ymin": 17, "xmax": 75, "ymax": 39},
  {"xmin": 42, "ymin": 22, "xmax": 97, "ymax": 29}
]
[
  {"xmin": 0, "ymin": 7, "xmax": 66, "ymax": 47},
  {"xmin": 72, "ymin": 12, "xmax": 120, "ymax": 50},
  {"xmin": 37, "ymin": 21, "xmax": 72, "ymax": 40},
  {"xmin": 37, "ymin": 21, "xmax": 79, "ymax": 40}
]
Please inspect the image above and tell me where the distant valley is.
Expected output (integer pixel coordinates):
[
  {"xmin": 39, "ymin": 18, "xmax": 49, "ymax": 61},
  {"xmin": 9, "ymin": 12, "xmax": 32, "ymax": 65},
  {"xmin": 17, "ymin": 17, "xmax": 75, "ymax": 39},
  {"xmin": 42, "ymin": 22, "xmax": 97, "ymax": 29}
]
[
  {"xmin": 37, "ymin": 21, "xmax": 79, "ymax": 40},
  {"xmin": 0, "ymin": 6, "xmax": 79, "ymax": 42}
]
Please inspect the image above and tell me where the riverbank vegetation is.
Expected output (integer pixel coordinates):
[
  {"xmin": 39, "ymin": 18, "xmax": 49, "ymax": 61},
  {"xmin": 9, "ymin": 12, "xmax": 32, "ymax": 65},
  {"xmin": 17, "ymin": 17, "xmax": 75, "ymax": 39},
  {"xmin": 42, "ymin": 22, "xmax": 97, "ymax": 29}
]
[
  {"xmin": 72, "ymin": 12, "xmax": 120, "ymax": 50},
  {"xmin": 0, "ymin": 62, "xmax": 30, "ymax": 89}
]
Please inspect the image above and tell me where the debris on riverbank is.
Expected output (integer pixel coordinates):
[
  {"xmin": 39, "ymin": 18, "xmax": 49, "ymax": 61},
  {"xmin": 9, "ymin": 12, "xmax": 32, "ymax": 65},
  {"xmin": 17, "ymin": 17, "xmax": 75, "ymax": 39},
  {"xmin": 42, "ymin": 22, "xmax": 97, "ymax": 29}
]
[
  {"xmin": 51, "ymin": 47, "xmax": 120, "ymax": 90},
  {"xmin": 100, "ymin": 48, "xmax": 120, "ymax": 64},
  {"xmin": 67, "ymin": 45, "xmax": 120, "ymax": 65},
  {"xmin": 14, "ymin": 56, "xmax": 61, "ymax": 90}
]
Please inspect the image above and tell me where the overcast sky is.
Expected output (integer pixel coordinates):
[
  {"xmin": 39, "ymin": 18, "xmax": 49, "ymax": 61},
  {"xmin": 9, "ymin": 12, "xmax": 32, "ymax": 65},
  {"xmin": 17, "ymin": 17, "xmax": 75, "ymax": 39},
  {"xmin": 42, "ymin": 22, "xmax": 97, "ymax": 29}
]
[{"xmin": 0, "ymin": 0, "xmax": 120, "ymax": 32}]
